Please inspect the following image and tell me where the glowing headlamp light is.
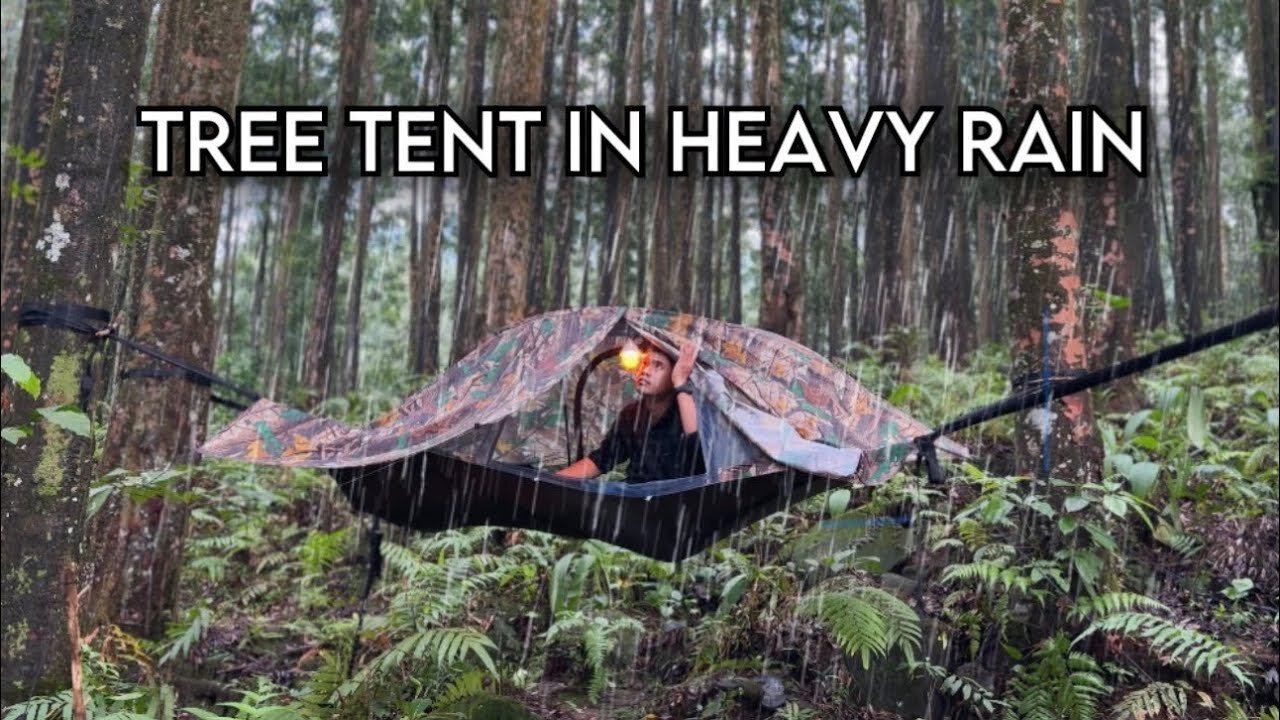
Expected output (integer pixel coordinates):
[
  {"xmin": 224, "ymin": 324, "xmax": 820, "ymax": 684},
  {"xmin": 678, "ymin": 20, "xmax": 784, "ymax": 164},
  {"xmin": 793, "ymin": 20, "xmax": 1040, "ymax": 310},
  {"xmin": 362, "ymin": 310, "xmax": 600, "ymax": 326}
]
[{"xmin": 618, "ymin": 339, "xmax": 644, "ymax": 370}]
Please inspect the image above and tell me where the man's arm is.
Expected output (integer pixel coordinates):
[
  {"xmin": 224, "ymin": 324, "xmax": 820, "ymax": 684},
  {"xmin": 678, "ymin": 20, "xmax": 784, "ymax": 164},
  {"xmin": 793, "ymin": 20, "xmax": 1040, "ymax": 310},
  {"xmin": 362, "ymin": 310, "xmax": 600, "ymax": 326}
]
[{"xmin": 672, "ymin": 341, "xmax": 700, "ymax": 434}]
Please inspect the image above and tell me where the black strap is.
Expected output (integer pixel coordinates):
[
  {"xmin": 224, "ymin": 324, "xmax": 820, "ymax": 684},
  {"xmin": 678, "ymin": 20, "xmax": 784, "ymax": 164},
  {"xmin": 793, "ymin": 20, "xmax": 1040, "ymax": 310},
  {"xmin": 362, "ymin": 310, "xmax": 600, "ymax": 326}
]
[
  {"xmin": 348, "ymin": 517, "xmax": 384, "ymax": 676},
  {"xmin": 20, "ymin": 302, "xmax": 261, "ymax": 405},
  {"xmin": 919, "ymin": 306, "xmax": 1279, "ymax": 450}
]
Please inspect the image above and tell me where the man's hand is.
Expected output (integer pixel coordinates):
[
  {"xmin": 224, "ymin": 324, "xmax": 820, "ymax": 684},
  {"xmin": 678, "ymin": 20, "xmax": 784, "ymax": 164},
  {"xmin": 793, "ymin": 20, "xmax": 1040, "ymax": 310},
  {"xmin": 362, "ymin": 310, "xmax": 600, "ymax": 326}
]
[{"xmin": 671, "ymin": 341, "xmax": 699, "ymax": 388}]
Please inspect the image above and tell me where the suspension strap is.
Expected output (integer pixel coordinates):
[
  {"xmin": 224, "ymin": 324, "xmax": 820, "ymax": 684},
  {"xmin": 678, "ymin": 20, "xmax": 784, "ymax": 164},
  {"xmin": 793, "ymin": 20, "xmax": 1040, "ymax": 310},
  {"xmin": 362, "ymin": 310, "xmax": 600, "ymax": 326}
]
[
  {"xmin": 19, "ymin": 302, "xmax": 261, "ymax": 407},
  {"xmin": 917, "ymin": 306, "xmax": 1280, "ymax": 472}
]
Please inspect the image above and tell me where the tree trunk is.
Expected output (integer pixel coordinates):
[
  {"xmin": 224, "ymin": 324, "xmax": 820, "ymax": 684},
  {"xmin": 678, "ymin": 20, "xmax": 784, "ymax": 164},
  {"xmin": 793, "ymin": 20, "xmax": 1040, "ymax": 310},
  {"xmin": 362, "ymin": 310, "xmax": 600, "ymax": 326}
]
[
  {"xmin": 1164, "ymin": 0, "xmax": 1205, "ymax": 334},
  {"xmin": 482, "ymin": 0, "xmax": 551, "ymax": 331},
  {"xmin": 754, "ymin": 0, "xmax": 802, "ymax": 337},
  {"xmin": 300, "ymin": 0, "xmax": 374, "ymax": 397},
  {"xmin": 88, "ymin": 0, "xmax": 252, "ymax": 638},
  {"xmin": 1132, "ymin": 0, "xmax": 1166, "ymax": 328},
  {"xmin": 671, "ymin": 0, "xmax": 703, "ymax": 309},
  {"xmin": 549, "ymin": 0, "xmax": 580, "ymax": 311},
  {"xmin": 646, "ymin": 0, "xmax": 673, "ymax": 309},
  {"xmin": 0, "ymin": 0, "xmax": 150, "ymax": 697},
  {"xmin": 1245, "ymin": 0, "xmax": 1279, "ymax": 301},
  {"xmin": 596, "ymin": 0, "xmax": 633, "ymax": 306},
  {"xmin": 266, "ymin": 178, "xmax": 304, "ymax": 397},
  {"xmin": 1202, "ymin": 4, "xmax": 1223, "ymax": 311},
  {"xmin": 1003, "ymin": 0, "xmax": 1102, "ymax": 488},
  {"xmin": 525, "ymin": 0, "xmax": 559, "ymax": 315},
  {"xmin": 342, "ymin": 177, "xmax": 376, "ymax": 392},
  {"xmin": 1076, "ymin": 0, "xmax": 1141, "ymax": 384},
  {"xmin": 726, "ymin": 0, "xmax": 745, "ymax": 324},
  {"xmin": 858, "ymin": 0, "xmax": 909, "ymax": 343},
  {"xmin": 921, "ymin": 0, "xmax": 971, "ymax": 359},
  {"xmin": 451, "ymin": 0, "xmax": 490, "ymax": 361}
]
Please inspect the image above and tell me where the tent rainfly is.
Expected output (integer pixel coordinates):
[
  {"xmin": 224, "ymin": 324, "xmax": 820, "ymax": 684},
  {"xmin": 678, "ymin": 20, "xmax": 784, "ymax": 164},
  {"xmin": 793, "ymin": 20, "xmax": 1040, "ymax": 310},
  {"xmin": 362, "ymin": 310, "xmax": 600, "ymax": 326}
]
[{"xmin": 200, "ymin": 307, "xmax": 964, "ymax": 561}]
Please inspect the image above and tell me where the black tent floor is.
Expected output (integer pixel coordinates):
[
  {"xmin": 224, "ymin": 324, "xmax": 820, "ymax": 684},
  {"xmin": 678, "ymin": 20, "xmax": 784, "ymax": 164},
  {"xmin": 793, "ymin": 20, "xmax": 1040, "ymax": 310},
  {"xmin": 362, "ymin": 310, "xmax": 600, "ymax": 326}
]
[{"xmin": 331, "ymin": 451, "xmax": 835, "ymax": 561}]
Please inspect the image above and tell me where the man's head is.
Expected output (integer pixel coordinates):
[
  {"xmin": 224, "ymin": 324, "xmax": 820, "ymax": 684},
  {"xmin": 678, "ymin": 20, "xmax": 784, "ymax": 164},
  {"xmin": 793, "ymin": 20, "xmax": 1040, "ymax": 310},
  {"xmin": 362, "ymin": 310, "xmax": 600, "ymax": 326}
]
[{"xmin": 633, "ymin": 341, "xmax": 677, "ymax": 396}]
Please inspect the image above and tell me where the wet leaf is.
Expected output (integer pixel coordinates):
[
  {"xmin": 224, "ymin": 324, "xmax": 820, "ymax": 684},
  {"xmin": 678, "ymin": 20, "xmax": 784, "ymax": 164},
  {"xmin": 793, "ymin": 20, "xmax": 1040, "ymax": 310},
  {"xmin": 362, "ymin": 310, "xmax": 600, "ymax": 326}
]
[
  {"xmin": 1101, "ymin": 495, "xmax": 1127, "ymax": 517},
  {"xmin": 1, "ymin": 426, "xmax": 29, "ymax": 444},
  {"xmin": 1064, "ymin": 495, "xmax": 1090, "ymax": 513},
  {"xmin": 1, "ymin": 353, "xmax": 40, "ymax": 398},
  {"xmin": 35, "ymin": 406, "xmax": 91, "ymax": 437},
  {"xmin": 1124, "ymin": 462, "xmax": 1161, "ymax": 499},
  {"xmin": 1186, "ymin": 387, "xmax": 1207, "ymax": 449}
]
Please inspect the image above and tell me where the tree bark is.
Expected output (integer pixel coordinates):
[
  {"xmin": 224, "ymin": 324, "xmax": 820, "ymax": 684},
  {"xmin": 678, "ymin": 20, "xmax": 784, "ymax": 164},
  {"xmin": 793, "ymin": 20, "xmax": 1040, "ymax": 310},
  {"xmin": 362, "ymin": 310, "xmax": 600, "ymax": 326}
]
[
  {"xmin": 1164, "ymin": 0, "xmax": 1205, "ymax": 334},
  {"xmin": 754, "ymin": 0, "xmax": 802, "ymax": 337},
  {"xmin": 0, "ymin": 0, "xmax": 150, "ymax": 697},
  {"xmin": 1245, "ymin": 0, "xmax": 1279, "ymax": 301},
  {"xmin": 482, "ymin": 0, "xmax": 551, "ymax": 331},
  {"xmin": 300, "ymin": 0, "xmax": 374, "ymax": 397},
  {"xmin": 342, "ymin": 177, "xmax": 376, "ymax": 392},
  {"xmin": 1003, "ymin": 0, "xmax": 1102, "ymax": 488},
  {"xmin": 87, "ymin": 0, "xmax": 252, "ymax": 639},
  {"xmin": 451, "ymin": 0, "xmax": 490, "ymax": 361}
]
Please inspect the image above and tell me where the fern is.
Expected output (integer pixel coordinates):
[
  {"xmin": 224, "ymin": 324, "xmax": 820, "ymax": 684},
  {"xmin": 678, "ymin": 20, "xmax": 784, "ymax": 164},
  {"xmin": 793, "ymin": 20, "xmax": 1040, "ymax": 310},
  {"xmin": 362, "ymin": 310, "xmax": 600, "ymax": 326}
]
[
  {"xmin": 1070, "ymin": 592, "xmax": 1169, "ymax": 621},
  {"xmin": 1110, "ymin": 681, "xmax": 1188, "ymax": 720},
  {"xmin": 1, "ymin": 691, "xmax": 72, "ymax": 720},
  {"xmin": 1074, "ymin": 611, "xmax": 1253, "ymax": 689},
  {"xmin": 1004, "ymin": 634, "xmax": 1111, "ymax": 720},
  {"xmin": 800, "ymin": 584, "xmax": 922, "ymax": 669},
  {"xmin": 365, "ymin": 627, "xmax": 499, "ymax": 677},
  {"xmin": 429, "ymin": 669, "xmax": 488, "ymax": 711},
  {"xmin": 158, "ymin": 605, "xmax": 213, "ymax": 665}
]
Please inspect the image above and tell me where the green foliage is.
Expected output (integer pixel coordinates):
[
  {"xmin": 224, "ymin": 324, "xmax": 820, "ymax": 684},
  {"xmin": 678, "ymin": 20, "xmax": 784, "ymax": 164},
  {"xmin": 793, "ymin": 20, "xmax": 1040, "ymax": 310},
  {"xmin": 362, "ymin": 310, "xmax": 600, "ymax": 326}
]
[
  {"xmin": 1110, "ymin": 681, "xmax": 1189, "ymax": 720},
  {"xmin": 158, "ymin": 605, "xmax": 213, "ymax": 665},
  {"xmin": 1003, "ymin": 634, "xmax": 1111, "ymax": 720},
  {"xmin": 1073, "ymin": 610, "xmax": 1254, "ymax": 689},
  {"xmin": 799, "ymin": 583, "xmax": 922, "ymax": 669}
]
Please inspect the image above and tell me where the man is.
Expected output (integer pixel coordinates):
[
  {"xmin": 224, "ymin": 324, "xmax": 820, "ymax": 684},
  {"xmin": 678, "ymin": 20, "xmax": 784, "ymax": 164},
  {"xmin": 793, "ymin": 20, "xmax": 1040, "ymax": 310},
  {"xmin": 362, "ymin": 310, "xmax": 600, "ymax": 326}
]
[{"xmin": 557, "ymin": 340, "xmax": 705, "ymax": 482}]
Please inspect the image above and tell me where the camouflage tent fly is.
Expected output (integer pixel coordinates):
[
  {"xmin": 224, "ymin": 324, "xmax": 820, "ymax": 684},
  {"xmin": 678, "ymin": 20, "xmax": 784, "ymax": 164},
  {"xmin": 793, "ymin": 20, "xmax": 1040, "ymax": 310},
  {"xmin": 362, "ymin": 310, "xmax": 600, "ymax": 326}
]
[{"xmin": 201, "ymin": 307, "xmax": 964, "ymax": 560}]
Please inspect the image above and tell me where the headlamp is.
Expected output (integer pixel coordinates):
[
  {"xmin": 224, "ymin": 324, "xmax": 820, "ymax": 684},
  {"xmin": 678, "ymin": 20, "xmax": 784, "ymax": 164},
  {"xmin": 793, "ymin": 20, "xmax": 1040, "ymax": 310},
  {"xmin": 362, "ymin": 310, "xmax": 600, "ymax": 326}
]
[{"xmin": 619, "ymin": 339, "xmax": 644, "ymax": 370}]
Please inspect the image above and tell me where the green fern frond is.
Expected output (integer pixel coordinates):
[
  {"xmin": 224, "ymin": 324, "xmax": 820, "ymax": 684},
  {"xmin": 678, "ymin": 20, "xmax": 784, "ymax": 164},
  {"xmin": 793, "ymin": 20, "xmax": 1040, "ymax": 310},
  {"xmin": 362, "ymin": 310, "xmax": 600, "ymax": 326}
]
[
  {"xmin": 1005, "ymin": 634, "xmax": 1110, "ymax": 720},
  {"xmin": 1070, "ymin": 592, "xmax": 1169, "ymax": 621},
  {"xmin": 368, "ymin": 627, "xmax": 499, "ymax": 678},
  {"xmin": 1075, "ymin": 611, "xmax": 1253, "ymax": 689},
  {"xmin": 430, "ymin": 669, "xmax": 488, "ymax": 710},
  {"xmin": 800, "ymin": 585, "xmax": 922, "ymax": 669},
  {"xmin": 1110, "ymin": 681, "xmax": 1188, "ymax": 720}
]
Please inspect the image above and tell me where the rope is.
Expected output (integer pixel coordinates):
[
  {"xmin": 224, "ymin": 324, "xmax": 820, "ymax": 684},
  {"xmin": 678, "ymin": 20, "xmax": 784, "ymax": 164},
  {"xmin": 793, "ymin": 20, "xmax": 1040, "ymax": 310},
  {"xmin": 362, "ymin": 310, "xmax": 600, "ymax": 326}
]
[{"xmin": 913, "ymin": 305, "xmax": 1279, "ymax": 482}]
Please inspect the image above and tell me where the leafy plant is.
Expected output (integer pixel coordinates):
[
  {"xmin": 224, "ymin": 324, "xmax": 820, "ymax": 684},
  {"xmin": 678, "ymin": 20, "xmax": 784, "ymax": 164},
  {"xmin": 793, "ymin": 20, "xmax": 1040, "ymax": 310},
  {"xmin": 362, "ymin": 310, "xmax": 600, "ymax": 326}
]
[{"xmin": 799, "ymin": 583, "xmax": 922, "ymax": 669}]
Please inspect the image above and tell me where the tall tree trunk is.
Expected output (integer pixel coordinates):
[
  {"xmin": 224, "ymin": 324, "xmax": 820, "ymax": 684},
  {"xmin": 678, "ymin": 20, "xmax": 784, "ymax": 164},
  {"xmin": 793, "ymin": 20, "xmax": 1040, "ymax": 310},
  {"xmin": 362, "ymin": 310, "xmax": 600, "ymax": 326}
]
[
  {"xmin": 1076, "ymin": 0, "xmax": 1141, "ymax": 382},
  {"xmin": 1165, "ymin": 0, "xmax": 1205, "ymax": 334},
  {"xmin": 451, "ymin": 0, "xmax": 490, "ymax": 361},
  {"xmin": 1202, "ymin": 5, "xmax": 1223, "ymax": 312},
  {"xmin": 550, "ymin": 0, "xmax": 580, "ymax": 310},
  {"xmin": 597, "ymin": 0, "xmax": 634, "ymax": 306},
  {"xmin": 1132, "ymin": 0, "xmax": 1166, "ymax": 327},
  {"xmin": 921, "ymin": 0, "xmax": 971, "ymax": 359},
  {"xmin": 1244, "ymin": 0, "xmax": 1279, "ymax": 301},
  {"xmin": 342, "ymin": 177, "xmax": 376, "ymax": 392},
  {"xmin": 826, "ymin": 41, "xmax": 849, "ymax": 358},
  {"xmin": 300, "ymin": 0, "xmax": 374, "ymax": 397},
  {"xmin": 88, "ymin": 0, "xmax": 252, "ymax": 637},
  {"xmin": 526, "ymin": 0, "xmax": 559, "ymax": 315},
  {"xmin": 0, "ymin": 0, "xmax": 150, "ymax": 697},
  {"xmin": 482, "ymin": 0, "xmax": 551, "ymax": 331},
  {"xmin": 754, "ymin": 0, "xmax": 801, "ymax": 337},
  {"xmin": 250, "ymin": 184, "xmax": 276, "ymax": 353},
  {"xmin": 410, "ymin": 0, "xmax": 453, "ymax": 376},
  {"xmin": 858, "ymin": 0, "xmax": 909, "ymax": 343},
  {"xmin": 671, "ymin": 0, "xmax": 703, "ymax": 309},
  {"xmin": 1004, "ymin": 0, "xmax": 1102, "ymax": 490},
  {"xmin": 646, "ymin": 0, "xmax": 673, "ymax": 309},
  {"xmin": 266, "ymin": 178, "xmax": 304, "ymax": 397},
  {"xmin": 726, "ymin": 0, "xmax": 745, "ymax": 324}
]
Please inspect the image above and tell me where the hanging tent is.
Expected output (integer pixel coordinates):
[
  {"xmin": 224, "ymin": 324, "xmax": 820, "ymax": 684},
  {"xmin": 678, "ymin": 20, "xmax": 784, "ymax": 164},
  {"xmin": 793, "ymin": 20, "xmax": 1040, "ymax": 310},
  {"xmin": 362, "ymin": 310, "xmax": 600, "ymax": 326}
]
[{"xmin": 200, "ymin": 307, "xmax": 964, "ymax": 561}]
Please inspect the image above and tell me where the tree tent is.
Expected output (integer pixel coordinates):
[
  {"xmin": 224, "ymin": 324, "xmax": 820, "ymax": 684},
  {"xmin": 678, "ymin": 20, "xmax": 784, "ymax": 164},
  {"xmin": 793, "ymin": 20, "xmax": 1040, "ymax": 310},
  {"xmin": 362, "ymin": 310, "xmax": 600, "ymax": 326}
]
[{"xmin": 200, "ymin": 307, "xmax": 964, "ymax": 561}]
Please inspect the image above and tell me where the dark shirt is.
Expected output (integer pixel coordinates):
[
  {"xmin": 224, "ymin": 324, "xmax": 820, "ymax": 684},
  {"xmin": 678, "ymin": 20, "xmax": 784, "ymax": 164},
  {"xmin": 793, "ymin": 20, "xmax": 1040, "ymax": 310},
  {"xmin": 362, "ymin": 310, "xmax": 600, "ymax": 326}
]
[{"xmin": 588, "ymin": 400, "xmax": 706, "ymax": 482}]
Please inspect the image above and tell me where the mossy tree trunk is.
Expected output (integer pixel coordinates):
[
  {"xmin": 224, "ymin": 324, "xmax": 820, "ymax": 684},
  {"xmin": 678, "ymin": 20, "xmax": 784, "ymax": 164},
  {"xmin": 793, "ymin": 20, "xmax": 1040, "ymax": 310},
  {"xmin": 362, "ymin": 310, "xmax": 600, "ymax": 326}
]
[
  {"xmin": 1003, "ymin": 0, "xmax": 1102, "ymax": 486},
  {"xmin": 88, "ymin": 0, "xmax": 252, "ymax": 639},
  {"xmin": 0, "ymin": 0, "xmax": 150, "ymax": 699},
  {"xmin": 1244, "ymin": 0, "xmax": 1279, "ymax": 301}
]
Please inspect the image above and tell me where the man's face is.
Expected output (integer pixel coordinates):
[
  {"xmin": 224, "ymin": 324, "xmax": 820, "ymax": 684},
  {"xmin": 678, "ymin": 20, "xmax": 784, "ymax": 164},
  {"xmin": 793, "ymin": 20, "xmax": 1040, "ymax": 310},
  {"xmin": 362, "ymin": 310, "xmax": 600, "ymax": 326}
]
[{"xmin": 635, "ymin": 351, "xmax": 675, "ymax": 396}]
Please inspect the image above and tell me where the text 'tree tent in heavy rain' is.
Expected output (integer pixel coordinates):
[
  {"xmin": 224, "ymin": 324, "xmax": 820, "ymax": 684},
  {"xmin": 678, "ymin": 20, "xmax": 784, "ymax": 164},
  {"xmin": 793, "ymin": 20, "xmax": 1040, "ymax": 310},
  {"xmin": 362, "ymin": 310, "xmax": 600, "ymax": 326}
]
[{"xmin": 201, "ymin": 307, "xmax": 965, "ymax": 561}]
